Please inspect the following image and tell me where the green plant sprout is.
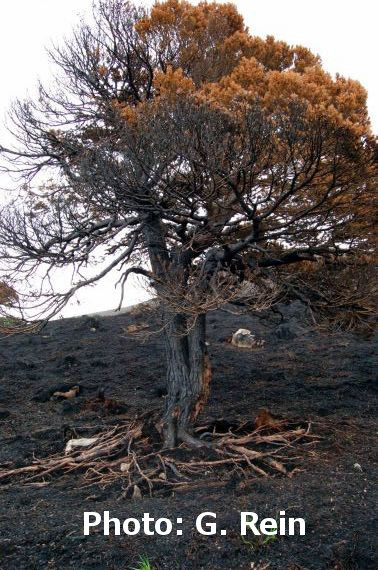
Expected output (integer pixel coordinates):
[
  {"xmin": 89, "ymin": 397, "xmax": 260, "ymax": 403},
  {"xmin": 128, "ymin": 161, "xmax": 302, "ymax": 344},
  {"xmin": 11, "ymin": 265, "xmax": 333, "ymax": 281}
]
[
  {"xmin": 130, "ymin": 554, "xmax": 154, "ymax": 570},
  {"xmin": 241, "ymin": 515, "xmax": 277, "ymax": 551}
]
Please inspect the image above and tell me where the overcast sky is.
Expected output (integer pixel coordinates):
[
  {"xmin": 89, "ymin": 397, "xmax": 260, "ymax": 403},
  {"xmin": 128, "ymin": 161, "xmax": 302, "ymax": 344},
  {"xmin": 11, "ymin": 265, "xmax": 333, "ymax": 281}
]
[{"xmin": 0, "ymin": 0, "xmax": 376, "ymax": 317}]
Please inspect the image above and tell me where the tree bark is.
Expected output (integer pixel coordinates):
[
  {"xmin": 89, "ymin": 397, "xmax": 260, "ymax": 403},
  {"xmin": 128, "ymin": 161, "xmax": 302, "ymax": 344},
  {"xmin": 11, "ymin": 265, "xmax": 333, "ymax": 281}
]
[
  {"xmin": 142, "ymin": 215, "xmax": 212, "ymax": 447},
  {"xmin": 162, "ymin": 312, "xmax": 211, "ymax": 448}
]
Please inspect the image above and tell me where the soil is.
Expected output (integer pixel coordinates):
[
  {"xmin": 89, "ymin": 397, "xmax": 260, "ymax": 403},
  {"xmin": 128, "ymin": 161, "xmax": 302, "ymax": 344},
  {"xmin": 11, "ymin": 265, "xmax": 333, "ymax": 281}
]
[{"xmin": 0, "ymin": 302, "xmax": 377, "ymax": 570}]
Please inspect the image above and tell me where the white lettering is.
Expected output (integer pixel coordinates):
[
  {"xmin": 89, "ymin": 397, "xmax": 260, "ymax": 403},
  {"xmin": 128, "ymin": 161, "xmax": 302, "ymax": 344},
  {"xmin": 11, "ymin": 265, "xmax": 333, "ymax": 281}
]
[
  {"xmin": 241, "ymin": 512, "xmax": 260, "ymax": 535},
  {"xmin": 155, "ymin": 518, "xmax": 172, "ymax": 535},
  {"xmin": 104, "ymin": 511, "xmax": 120, "ymax": 536},
  {"xmin": 260, "ymin": 518, "xmax": 277, "ymax": 535},
  {"xmin": 83, "ymin": 512, "xmax": 101, "ymax": 536},
  {"xmin": 288, "ymin": 517, "xmax": 305, "ymax": 536},
  {"xmin": 122, "ymin": 518, "xmax": 140, "ymax": 536},
  {"xmin": 196, "ymin": 512, "xmax": 217, "ymax": 535},
  {"xmin": 142, "ymin": 513, "xmax": 155, "ymax": 536}
]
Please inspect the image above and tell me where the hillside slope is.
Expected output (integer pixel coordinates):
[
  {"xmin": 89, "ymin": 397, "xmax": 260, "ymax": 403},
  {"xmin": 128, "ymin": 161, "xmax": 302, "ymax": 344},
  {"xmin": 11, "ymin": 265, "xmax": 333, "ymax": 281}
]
[{"xmin": 0, "ymin": 303, "xmax": 377, "ymax": 569}]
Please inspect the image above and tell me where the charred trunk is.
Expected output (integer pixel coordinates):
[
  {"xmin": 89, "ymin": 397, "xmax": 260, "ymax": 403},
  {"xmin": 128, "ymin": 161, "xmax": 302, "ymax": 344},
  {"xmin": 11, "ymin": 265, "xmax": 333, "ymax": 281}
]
[
  {"xmin": 142, "ymin": 217, "xmax": 211, "ymax": 447},
  {"xmin": 162, "ymin": 313, "xmax": 211, "ymax": 448}
]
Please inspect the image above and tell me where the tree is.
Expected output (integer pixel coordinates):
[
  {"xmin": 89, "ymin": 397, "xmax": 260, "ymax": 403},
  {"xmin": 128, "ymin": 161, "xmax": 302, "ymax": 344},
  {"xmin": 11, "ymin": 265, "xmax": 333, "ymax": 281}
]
[
  {"xmin": 0, "ymin": 281, "xmax": 22, "ymax": 329},
  {"xmin": 0, "ymin": 0, "xmax": 376, "ymax": 447}
]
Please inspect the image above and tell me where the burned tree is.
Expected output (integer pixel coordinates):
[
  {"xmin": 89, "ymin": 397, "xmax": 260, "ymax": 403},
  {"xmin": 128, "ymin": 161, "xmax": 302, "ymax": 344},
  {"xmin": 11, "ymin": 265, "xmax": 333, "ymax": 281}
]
[{"xmin": 0, "ymin": 0, "xmax": 376, "ymax": 447}]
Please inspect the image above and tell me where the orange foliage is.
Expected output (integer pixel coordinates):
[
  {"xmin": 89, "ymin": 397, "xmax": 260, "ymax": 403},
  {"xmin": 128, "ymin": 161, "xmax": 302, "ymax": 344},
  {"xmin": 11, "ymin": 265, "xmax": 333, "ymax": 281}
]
[
  {"xmin": 154, "ymin": 66, "xmax": 195, "ymax": 100},
  {"xmin": 0, "ymin": 282, "xmax": 17, "ymax": 306},
  {"xmin": 106, "ymin": 0, "xmax": 373, "ymax": 145},
  {"xmin": 103, "ymin": 1, "xmax": 376, "ymax": 268}
]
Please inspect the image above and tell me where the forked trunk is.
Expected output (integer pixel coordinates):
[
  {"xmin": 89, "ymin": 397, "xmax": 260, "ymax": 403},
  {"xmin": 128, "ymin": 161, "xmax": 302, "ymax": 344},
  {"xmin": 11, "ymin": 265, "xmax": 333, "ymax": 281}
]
[{"xmin": 162, "ymin": 313, "xmax": 211, "ymax": 448}]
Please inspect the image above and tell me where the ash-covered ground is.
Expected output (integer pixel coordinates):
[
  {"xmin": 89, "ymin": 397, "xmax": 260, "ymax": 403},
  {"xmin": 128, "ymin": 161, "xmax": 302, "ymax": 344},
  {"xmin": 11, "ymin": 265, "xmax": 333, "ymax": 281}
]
[{"xmin": 0, "ymin": 302, "xmax": 377, "ymax": 569}]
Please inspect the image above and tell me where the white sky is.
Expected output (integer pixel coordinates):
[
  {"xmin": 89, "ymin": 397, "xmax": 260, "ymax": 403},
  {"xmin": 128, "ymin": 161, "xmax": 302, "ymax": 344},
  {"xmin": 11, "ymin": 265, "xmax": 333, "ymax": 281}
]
[{"xmin": 0, "ymin": 0, "xmax": 377, "ymax": 317}]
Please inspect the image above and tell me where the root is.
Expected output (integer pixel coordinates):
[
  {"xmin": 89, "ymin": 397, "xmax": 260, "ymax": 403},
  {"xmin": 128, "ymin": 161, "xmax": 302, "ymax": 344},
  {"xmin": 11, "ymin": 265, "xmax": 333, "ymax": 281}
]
[
  {"xmin": 0, "ymin": 416, "xmax": 320, "ymax": 495},
  {"xmin": 177, "ymin": 428, "xmax": 214, "ymax": 448}
]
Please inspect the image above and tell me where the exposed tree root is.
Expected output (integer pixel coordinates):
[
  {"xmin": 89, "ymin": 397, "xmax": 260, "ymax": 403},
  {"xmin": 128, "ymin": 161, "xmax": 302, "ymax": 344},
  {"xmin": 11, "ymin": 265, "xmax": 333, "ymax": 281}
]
[{"xmin": 0, "ymin": 416, "xmax": 320, "ymax": 496}]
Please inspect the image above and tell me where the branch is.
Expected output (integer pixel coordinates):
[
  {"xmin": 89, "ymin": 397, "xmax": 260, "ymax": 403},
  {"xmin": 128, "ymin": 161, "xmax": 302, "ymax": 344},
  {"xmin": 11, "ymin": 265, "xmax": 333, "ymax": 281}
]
[{"xmin": 116, "ymin": 266, "xmax": 153, "ymax": 310}]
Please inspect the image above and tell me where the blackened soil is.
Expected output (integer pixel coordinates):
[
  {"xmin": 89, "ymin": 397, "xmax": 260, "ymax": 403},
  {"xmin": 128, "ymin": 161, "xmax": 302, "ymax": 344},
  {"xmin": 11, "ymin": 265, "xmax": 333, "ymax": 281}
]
[{"xmin": 0, "ymin": 302, "xmax": 377, "ymax": 570}]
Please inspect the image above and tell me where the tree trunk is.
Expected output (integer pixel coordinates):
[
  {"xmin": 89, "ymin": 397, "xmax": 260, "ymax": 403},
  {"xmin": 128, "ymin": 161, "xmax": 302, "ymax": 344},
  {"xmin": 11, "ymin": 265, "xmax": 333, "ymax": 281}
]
[
  {"xmin": 142, "ymin": 215, "xmax": 211, "ymax": 447},
  {"xmin": 162, "ymin": 312, "xmax": 212, "ymax": 448}
]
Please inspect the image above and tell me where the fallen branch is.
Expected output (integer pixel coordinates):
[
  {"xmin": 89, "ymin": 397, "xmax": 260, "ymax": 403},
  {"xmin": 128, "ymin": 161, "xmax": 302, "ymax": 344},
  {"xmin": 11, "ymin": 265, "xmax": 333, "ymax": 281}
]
[{"xmin": 0, "ymin": 417, "xmax": 319, "ymax": 495}]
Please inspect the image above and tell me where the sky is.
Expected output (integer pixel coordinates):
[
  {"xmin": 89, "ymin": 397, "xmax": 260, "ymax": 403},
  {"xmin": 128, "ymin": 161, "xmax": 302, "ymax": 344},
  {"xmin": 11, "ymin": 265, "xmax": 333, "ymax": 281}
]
[{"xmin": 0, "ymin": 0, "xmax": 377, "ymax": 317}]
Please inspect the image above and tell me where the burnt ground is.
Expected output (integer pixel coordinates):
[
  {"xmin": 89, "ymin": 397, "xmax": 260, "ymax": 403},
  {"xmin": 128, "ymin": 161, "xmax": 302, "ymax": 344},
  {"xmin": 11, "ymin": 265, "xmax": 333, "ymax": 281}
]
[{"xmin": 0, "ymin": 301, "xmax": 377, "ymax": 570}]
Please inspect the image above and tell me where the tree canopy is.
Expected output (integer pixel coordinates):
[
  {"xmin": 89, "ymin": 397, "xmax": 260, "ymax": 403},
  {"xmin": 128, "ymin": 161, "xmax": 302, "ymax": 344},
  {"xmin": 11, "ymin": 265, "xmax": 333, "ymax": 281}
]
[{"xmin": 0, "ymin": 0, "xmax": 376, "ymax": 444}]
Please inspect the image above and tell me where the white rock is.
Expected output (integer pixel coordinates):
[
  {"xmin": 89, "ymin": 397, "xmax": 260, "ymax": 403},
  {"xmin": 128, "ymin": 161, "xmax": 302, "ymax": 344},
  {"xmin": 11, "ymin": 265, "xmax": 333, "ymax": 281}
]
[
  {"xmin": 231, "ymin": 328, "xmax": 265, "ymax": 349},
  {"xmin": 353, "ymin": 462, "xmax": 363, "ymax": 472},
  {"xmin": 234, "ymin": 328, "xmax": 251, "ymax": 337},
  {"xmin": 120, "ymin": 463, "xmax": 130, "ymax": 472},
  {"xmin": 65, "ymin": 437, "xmax": 98, "ymax": 454}
]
